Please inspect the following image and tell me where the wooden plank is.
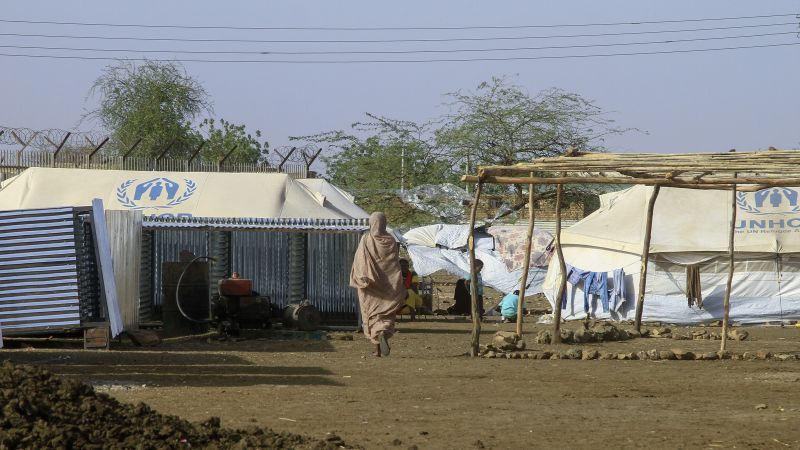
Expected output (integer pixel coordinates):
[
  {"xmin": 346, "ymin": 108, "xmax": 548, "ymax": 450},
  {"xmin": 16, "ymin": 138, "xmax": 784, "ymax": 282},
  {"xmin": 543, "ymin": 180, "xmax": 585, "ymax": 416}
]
[
  {"xmin": 462, "ymin": 175, "xmax": 800, "ymax": 189},
  {"xmin": 84, "ymin": 325, "xmax": 110, "ymax": 350}
]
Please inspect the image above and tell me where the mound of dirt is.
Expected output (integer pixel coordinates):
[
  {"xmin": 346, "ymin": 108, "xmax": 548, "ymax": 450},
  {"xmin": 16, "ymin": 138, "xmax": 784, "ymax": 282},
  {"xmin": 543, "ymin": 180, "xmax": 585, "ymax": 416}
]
[{"xmin": 0, "ymin": 360, "xmax": 353, "ymax": 449}]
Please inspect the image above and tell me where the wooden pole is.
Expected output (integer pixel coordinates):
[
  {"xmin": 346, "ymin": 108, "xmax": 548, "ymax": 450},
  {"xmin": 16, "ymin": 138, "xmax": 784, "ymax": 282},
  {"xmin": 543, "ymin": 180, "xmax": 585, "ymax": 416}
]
[
  {"xmin": 461, "ymin": 174, "xmax": 800, "ymax": 190},
  {"xmin": 720, "ymin": 179, "xmax": 738, "ymax": 352},
  {"xmin": 468, "ymin": 181, "xmax": 484, "ymax": 357},
  {"xmin": 515, "ymin": 178, "xmax": 536, "ymax": 337},
  {"xmin": 634, "ymin": 185, "xmax": 661, "ymax": 332},
  {"xmin": 552, "ymin": 182, "xmax": 566, "ymax": 344}
]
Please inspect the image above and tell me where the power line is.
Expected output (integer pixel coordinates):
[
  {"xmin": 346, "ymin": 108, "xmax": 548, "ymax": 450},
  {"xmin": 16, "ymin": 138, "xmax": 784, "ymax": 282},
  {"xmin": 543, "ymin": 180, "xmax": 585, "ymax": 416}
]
[
  {"xmin": 0, "ymin": 41, "xmax": 797, "ymax": 64},
  {"xmin": 0, "ymin": 13, "xmax": 796, "ymax": 31},
  {"xmin": 0, "ymin": 31, "xmax": 793, "ymax": 56},
  {"xmin": 0, "ymin": 22, "xmax": 795, "ymax": 44}
]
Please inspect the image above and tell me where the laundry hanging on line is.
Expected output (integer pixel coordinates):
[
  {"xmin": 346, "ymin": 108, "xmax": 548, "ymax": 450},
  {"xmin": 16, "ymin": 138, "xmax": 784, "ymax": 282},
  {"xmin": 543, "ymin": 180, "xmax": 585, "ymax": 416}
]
[
  {"xmin": 686, "ymin": 264, "xmax": 703, "ymax": 309},
  {"xmin": 562, "ymin": 264, "xmax": 627, "ymax": 313}
]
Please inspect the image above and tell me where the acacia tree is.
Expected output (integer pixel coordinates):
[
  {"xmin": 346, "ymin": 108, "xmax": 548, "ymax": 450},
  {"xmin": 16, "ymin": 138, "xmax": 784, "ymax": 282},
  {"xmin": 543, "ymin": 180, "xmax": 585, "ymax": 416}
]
[
  {"xmin": 294, "ymin": 114, "xmax": 455, "ymax": 226},
  {"xmin": 197, "ymin": 118, "xmax": 269, "ymax": 165},
  {"xmin": 87, "ymin": 60, "xmax": 212, "ymax": 158},
  {"xmin": 297, "ymin": 78, "xmax": 627, "ymax": 224},
  {"xmin": 436, "ymin": 77, "xmax": 627, "ymax": 205}
]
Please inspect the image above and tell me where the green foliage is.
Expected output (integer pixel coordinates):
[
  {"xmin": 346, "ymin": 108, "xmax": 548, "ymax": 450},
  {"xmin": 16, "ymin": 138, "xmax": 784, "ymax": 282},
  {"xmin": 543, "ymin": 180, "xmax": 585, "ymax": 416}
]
[
  {"xmin": 88, "ymin": 60, "xmax": 212, "ymax": 158},
  {"xmin": 197, "ymin": 118, "xmax": 269, "ymax": 165},
  {"xmin": 436, "ymin": 76, "xmax": 627, "ymax": 202},
  {"xmin": 295, "ymin": 77, "xmax": 626, "ymax": 225},
  {"xmin": 436, "ymin": 76, "xmax": 622, "ymax": 166},
  {"xmin": 295, "ymin": 114, "xmax": 456, "ymax": 226}
]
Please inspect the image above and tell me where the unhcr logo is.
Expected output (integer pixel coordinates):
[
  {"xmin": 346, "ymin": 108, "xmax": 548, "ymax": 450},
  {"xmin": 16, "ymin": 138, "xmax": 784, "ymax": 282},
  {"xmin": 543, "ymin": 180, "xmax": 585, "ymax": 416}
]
[
  {"xmin": 736, "ymin": 188, "xmax": 800, "ymax": 232},
  {"xmin": 737, "ymin": 188, "xmax": 800, "ymax": 215},
  {"xmin": 117, "ymin": 177, "xmax": 197, "ymax": 210}
]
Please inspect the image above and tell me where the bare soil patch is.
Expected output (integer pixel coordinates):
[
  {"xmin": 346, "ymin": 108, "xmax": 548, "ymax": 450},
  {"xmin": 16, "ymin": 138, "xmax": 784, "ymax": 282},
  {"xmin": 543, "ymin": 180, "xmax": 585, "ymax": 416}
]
[{"xmin": 3, "ymin": 318, "xmax": 800, "ymax": 449}]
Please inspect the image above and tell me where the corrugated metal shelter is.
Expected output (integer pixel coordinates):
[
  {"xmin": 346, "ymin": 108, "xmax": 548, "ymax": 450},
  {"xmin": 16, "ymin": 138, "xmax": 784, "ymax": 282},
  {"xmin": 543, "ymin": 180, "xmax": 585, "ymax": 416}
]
[
  {"xmin": 141, "ymin": 217, "xmax": 368, "ymax": 326},
  {"xmin": 0, "ymin": 168, "xmax": 372, "ymax": 328},
  {"xmin": 0, "ymin": 207, "xmax": 104, "ymax": 335}
]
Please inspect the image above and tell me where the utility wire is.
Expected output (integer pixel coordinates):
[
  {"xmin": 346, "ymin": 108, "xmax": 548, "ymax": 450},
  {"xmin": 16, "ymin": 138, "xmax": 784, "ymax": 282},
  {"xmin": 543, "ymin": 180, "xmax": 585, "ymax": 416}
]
[
  {"xmin": 0, "ymin": 41, "xmax": 797, "ymax": 63},
  {"xmin": 0, "ymin": 31, "xmax": 792, "ymax": 55},
  {"xmin": 0, "ymin": 22, "xmax": 794, "ymax": 44},
  {"xmin": 0, "ymin": 13, "xmax": 796, "ymax": 31}
]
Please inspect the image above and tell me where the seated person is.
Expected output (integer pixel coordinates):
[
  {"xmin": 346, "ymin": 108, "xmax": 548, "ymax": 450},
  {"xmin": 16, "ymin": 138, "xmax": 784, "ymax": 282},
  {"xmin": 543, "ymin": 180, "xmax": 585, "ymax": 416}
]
[
  {"xmin": 448, "ymin": 279, "xmax": 471, "ymax": 315},
  {"xmin": 396, "ymin": 258, "xmax": 424, "ymax": 319},
  {"xmin": 497, "ymin": 290, "xmax": 522, "ymax": 324}
]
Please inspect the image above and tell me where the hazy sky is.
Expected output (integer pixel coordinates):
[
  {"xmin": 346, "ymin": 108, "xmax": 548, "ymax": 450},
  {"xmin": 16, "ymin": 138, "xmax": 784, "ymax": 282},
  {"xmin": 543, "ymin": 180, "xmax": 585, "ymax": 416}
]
[{"xmin": 2, "ymin": 0, "xmax": 799, "ymax": 161}]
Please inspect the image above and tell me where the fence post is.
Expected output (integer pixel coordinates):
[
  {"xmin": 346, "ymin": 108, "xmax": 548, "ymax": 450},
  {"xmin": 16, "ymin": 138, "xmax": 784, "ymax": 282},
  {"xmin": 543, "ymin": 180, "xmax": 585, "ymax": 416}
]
[
  {"xmin": 48, "ymin": 131, "xmax": 72, "ymax": 167},
  {"xmin": 302, "ymin": 148, "xmax": 322, "ymax": 175},
  {"xmin": 277, "ymin": 147, "xmax": 296, "ymax": 172},
  {"xmin": 187, "ymin": 140, "xmax": 205, "ymax": 170},
  {"xmin": 154, "ymin": 140, "xmax": 176, "ymax": 170},
  {"xmin": 11, "ymin": 131, "xmax": 38, "ymax": 166},
  {"xmin": 87, "ymin": 137, "xmax": 109, "ymax": 162},
  {"xmin": 218, "ymin": 144, "xmax": 238, "ymax": 171}
]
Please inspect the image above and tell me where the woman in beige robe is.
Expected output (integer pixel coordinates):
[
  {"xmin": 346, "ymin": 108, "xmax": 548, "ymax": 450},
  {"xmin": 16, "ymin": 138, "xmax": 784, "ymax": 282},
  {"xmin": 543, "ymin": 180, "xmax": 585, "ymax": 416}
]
[{"xmin": 350, "ymin": 212, "xmax": 406, "ymax": 357}]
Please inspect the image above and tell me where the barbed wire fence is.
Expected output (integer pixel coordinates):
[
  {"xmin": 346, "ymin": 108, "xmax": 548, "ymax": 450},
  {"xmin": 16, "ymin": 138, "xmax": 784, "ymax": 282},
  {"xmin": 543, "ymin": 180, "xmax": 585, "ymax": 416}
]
[{"xmin": 0, "ymin": 125, "xmax": 325, "ymax": 180}]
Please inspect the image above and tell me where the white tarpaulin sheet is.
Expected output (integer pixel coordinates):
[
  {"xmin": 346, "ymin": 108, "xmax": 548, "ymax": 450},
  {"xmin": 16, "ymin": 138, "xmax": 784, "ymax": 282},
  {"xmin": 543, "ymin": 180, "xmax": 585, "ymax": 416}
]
[
  {"xmin": 403, "ymin": 224, "xmax": 493, "ymax": 250},
  {"xmin": 404, "ymin": 223, "xmax": 549, "ymax": 295},
  {"xmin": 407, "ymin": 245, "xmax": 546, "ymax": 296},
  {"xmin": 0, "ymin": 168, "xmax": 368, "ymax": 219},
  {"xmin": 543, "ymin": 185, "xmax": 800, "ymax": 324}
]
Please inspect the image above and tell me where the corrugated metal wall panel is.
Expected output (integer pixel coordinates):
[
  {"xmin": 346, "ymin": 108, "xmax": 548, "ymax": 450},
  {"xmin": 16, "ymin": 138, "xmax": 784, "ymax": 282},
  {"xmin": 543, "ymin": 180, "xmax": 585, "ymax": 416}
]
[
  {"xmin": 0, "ymin": 208, "xmax": 83, "ymax": 335},
  {"xmin": 139, "ymin": 230, "xmax": 154, "ymax": 322},
  {"xmin": 151, "ymin": 229, "xmax": 208, "ymax": 310},
  {"xmin": 106, "ymin": 210, "xmax": 142, "ymax": 331},
  {"xmin": 306, "ymin": 233, "xmax": 360, "ymax": 324},
  {"xmin": 230, "ymin": 231, "xmax": 291, "ymax": 306},
  {"xmin": 142, "ymin": 229, "xmax": 362, "ymax": 325},
  {"xmin": 208, "ymin": 231, "xmax": 231, "ymax": 301}
]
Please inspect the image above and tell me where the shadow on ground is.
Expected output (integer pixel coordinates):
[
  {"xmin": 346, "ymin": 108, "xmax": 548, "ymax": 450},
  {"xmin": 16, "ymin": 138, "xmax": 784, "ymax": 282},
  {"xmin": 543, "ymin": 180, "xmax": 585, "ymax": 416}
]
[{"xmin": 3, "ymin": 350, "xmax": 342, "ymax": 388}]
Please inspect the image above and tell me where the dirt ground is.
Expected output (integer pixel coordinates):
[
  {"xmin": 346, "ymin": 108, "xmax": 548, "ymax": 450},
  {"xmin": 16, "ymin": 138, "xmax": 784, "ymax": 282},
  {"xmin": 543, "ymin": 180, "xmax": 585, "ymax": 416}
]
[{"xmin": 3, "ymin": 316, "xmax": 800, "ymax": 450}]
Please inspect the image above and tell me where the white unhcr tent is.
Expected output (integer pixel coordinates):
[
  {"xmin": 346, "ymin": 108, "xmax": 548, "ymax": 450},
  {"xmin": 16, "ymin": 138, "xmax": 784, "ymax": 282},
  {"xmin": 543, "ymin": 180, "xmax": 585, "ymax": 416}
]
[
  {"xmin": 0, "ymin": 167, "xmax": 369, "ymax": 219},
  {"xmin": 542, "ymin": 185, "xmax": 800, "ymax": 324}
]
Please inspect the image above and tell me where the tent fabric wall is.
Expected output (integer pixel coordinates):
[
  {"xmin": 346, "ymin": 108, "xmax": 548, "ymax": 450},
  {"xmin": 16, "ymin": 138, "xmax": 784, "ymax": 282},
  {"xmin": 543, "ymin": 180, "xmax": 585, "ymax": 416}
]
[
  {"xmin": 544, "ymin": 253, "xmax": 800, "ymax": 324},
  {"xmin": 0, "ymin": 168, "xmax": 368, "ymax": 220},
  {"xmin": 544, "ymin": 185, "xmax": 800, "ymax": 324},
  {"xmin": 562, "ymin": 185, "xmax": 800, "ymax": 253}
]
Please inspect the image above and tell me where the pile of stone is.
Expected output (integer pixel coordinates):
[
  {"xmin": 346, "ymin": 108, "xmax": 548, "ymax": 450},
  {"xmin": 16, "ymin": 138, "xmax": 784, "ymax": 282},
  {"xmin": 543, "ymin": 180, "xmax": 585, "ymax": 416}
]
[
  {"xmin": 649, "ymin": 327, "xmax": 749, "ymax": 341},
  {"xmin": 480, "ymin": 347, "xmax": 798, "ymax": 361},
  {"xmin": 479, "ymin": 331, "xmax": 527, "ymax": 357},
  {"xmin": 0, "ymin": 361, "xmax": 354, "ymax": 449},
  {"xmin": 535, "ymin": 323, "xmax": 632, "ymax": 345}
]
